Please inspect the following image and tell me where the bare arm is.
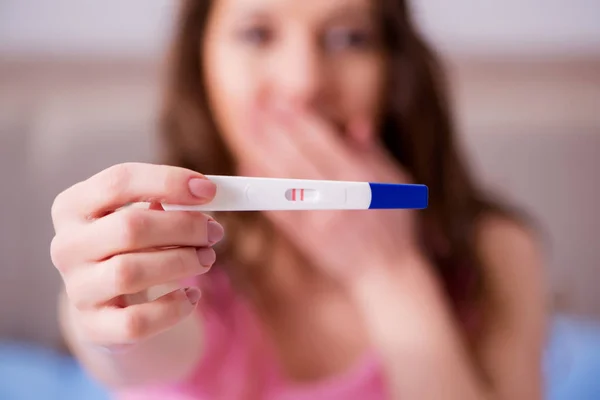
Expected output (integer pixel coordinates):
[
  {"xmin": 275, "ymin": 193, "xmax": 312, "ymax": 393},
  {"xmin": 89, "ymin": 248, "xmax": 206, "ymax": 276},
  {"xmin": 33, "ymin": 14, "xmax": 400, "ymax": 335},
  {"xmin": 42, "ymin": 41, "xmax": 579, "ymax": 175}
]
[
  {"xmin": 59, "ymin": 284, "xmax": 204, "ymax": 389},
  {"xmin": 472, "ymin": 217, "xmax": 548, "ymax": 399},
  {"xmin": 352, "ymin": 254, "xmax": 487, "ymax": 400},
  {"xmin": 351, "ymin": 217, "xmax": 547, "ymax": 399}
]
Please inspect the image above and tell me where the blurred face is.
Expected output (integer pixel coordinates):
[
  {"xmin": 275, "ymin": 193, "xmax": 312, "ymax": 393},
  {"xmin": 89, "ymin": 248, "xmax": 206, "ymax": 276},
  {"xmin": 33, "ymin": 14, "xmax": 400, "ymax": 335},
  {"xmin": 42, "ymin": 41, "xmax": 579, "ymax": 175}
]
[{"xmin": 203, "ymin": 0, "xmax": 387, "ymax": 167}]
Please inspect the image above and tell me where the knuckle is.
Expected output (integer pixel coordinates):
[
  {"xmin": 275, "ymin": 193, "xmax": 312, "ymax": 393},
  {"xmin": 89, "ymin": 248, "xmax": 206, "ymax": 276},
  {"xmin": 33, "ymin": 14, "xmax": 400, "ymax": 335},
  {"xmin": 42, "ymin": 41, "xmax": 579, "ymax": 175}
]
[
  {"xmin": 178, "ymin": 213, "xmax": 198, "ymax": 238},
  {"xmin": 68, "ymin": 287, "xmax": 91, "ymax": 311},
  {"xmin": 169, "ymin": 250, "xmax": 187, "ymax": 276},
  {"xmin": 168, "ymin": 211, "xmax": 203, "ymax": 240},
  {"xmin": 101, "ymin": 163, "xmax": 133, "ymax": 201},
  {"xmin": 162, "ymin": 291, "xmax": 188, "ymax": 321},
  {"xmin": 117, "ymin": 209, "xmax": 148, "ymax": 247},
  {"xmin": 50, "ymin": 235, "xmax": 69, "ymax": 272},
  {"xmin": 111, "ymin": 255, "xmax": 139, "ymax": 294},
  {"xmin": 187, "ymin": 212, "xmax": 209, "ymax": 238},
  {"xmin": 162, "ymin": 167, "xmax": 181, "ymax": 195},
  {"xmin": 172, "ymin": 249, "xmax": 196, "ymax": 275},
  {"xmin": 62, "ymin": 268, "xmax": 97, "ymax": 310},
  {"xmin": 121, "ymin": 309, "xmax": 147, "ymax": 341},
  {"xmin": 50, "ymin": 190, "xmax": 67, "ymax": 225},
  {"xmin": 70, "ymin": 297, "xmax": 87, "ymax": 312}
]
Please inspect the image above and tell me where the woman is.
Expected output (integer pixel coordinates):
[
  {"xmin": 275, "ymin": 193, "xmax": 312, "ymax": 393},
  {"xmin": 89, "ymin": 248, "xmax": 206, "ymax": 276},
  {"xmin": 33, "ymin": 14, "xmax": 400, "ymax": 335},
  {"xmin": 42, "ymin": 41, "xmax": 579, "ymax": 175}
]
[{"xmin": 50, "ymin": 0, "xmax": 547, "ymax": 398}]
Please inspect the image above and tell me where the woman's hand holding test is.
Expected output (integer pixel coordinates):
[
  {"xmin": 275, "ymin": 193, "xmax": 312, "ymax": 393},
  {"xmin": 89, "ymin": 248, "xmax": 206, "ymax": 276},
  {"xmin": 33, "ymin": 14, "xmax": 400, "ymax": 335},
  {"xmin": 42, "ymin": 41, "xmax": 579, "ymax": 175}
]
[{"xmin": 51, "ymin": 163, "xmax": 223, "ymax": 386}]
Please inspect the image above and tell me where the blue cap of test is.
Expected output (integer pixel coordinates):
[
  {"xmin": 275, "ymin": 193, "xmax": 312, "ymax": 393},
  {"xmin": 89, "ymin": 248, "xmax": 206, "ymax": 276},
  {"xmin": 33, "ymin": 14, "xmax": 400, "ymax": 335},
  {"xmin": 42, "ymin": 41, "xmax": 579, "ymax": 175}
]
[{"xmin": 368, "ymin": 182, "xmax": 428, "ymax": 209}]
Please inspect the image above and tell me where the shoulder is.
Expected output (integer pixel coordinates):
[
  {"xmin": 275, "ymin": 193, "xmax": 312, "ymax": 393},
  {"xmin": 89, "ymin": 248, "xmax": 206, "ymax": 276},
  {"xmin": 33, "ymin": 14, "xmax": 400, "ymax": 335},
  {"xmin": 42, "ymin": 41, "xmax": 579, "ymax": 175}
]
[
  {"xmin": 474, "ymin": 213, "xmax": 547, "ymax": 319},
  {"xmin": 476, "ymin": 213, "xmax": 543, "ymax": 268}
]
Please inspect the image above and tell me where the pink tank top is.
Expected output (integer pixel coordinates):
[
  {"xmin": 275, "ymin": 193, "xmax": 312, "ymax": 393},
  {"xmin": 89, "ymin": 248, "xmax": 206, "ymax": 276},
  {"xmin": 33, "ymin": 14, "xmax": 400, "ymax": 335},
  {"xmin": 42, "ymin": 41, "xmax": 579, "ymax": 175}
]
[{"xmin": 115, "ymin": 267, "xmax": 388, "ymax": 400}]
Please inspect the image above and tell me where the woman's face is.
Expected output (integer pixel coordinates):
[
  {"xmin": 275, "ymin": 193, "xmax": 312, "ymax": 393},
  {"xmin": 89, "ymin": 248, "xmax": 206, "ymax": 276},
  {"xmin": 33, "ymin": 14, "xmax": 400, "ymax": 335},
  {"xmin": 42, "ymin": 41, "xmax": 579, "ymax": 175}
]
[{"xmin": 202, "ymin": 0, "xmax": 387, "ymax": 167}]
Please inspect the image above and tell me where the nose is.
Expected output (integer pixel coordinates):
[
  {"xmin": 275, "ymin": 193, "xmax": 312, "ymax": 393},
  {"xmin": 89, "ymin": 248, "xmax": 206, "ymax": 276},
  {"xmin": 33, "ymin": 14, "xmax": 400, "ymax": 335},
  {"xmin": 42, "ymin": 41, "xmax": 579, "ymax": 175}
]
[{"xmin": 265, "ymin": 36, "xmax": 324, "ymax": 108}]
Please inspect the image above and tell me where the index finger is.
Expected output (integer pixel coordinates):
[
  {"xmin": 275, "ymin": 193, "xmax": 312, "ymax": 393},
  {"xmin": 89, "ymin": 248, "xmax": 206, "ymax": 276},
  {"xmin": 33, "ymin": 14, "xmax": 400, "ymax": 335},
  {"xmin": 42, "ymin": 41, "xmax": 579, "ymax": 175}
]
[
  {"xmin": 52, "ymin": 163, "xmax": 216, "ymax": 224},
  {"xmin": 276, "ymin": 107, "xmax": 361, "ymax": 177}
]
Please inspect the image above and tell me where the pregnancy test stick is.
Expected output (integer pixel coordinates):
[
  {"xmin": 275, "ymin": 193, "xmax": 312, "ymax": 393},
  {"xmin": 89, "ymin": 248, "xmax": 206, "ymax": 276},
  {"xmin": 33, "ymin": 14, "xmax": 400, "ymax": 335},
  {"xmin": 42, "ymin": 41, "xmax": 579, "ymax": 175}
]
[{"xmin": 162, "ymin": 176, "xmax": 428, "ymax": 212}]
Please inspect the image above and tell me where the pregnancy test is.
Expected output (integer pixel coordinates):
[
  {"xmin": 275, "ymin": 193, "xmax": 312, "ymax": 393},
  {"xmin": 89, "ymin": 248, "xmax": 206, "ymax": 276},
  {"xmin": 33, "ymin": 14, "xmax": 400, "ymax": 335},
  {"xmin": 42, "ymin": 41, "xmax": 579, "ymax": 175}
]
[{"xmin": 162, "ymin": 176, "xmax": 428, "ymax": 212}]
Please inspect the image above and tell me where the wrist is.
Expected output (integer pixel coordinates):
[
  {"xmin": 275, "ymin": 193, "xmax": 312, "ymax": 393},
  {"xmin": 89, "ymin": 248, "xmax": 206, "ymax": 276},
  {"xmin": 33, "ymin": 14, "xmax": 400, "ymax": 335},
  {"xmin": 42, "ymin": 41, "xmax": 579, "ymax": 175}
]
[{"xmin": 349, "ymin": 250, "xmax": 431, "ymax": 302}]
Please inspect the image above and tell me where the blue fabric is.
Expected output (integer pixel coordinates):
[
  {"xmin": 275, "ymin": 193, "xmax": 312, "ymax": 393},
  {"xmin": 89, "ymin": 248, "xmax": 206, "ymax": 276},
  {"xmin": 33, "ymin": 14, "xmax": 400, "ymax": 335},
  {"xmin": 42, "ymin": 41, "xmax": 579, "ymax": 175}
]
[
  {"xmin": 0, "ymin": 314, "xmax": 599, "ymax": 399},
  {"xmin": 544, "ymin": 315, "xmax": 600, "ymax": 400},
  {"xmin": 0, "ymin": 342, "xmax": 108, "ymax": 400}
]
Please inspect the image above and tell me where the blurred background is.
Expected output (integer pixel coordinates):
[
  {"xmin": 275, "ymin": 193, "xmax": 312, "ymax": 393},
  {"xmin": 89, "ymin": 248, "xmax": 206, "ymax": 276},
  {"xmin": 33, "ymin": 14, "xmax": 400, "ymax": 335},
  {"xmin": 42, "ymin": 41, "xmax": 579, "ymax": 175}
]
[{"xmin": 1, "ymin": 0, "xmax": 599, "ymax": 399}]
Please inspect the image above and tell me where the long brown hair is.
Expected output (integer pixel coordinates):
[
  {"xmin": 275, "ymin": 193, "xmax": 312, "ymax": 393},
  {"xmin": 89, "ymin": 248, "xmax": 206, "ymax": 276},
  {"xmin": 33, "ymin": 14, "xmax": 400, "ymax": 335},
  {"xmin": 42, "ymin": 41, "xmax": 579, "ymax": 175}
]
[{"xmin": 158, "ymin": 0, "xmax": 517, "ymax": 314}]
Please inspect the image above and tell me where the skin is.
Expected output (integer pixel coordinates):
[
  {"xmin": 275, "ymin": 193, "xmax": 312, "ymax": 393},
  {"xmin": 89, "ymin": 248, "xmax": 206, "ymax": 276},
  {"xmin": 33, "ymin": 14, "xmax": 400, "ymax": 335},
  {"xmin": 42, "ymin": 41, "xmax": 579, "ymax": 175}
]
[{"xmin": 54, "ymin": 0, "xmax": 547, "ymax": 398}]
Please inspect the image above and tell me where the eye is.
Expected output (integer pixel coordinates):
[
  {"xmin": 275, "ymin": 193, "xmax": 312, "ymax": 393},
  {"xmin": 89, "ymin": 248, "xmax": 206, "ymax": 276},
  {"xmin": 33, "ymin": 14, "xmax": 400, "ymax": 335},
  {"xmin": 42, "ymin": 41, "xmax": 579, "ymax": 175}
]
[
  {"xmin": 324, "ymin": 27, "xmax": 374, "ymax": 51},
  {"xmin": 237, "ymin": 25, "xmax": 273, "ymax": 47}
]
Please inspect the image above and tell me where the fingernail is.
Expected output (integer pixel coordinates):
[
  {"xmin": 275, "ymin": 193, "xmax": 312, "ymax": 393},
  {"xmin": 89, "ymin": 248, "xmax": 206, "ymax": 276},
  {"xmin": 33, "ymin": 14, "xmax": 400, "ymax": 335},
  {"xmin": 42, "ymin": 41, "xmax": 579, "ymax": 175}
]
[
  {"xmin": 189, "ymin": 178, "xmax": 217, "ymax": 200},
  {"xmin": 196, "ymin": 247, "xmax": 216, "ymax": 267},
  {"xmin": 207, "ymin": 220, "xmax": 225, "ymax": 244},
  {"xmin": 184, "ymin": 287, "xmax": 202, "ymax": 305}
]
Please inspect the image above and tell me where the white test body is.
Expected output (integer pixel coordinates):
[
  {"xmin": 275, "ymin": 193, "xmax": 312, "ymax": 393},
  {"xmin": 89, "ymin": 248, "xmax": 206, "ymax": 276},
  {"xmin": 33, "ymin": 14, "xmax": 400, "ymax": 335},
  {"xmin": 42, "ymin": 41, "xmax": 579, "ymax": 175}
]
[{"xmin": 162, "ymin": 176, "xmax": 372, "ymax": 211}]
